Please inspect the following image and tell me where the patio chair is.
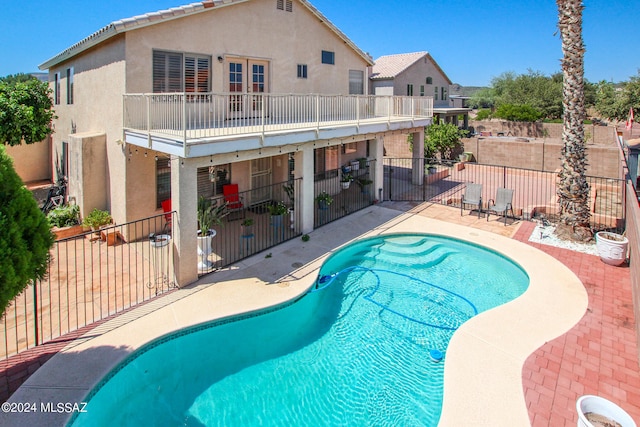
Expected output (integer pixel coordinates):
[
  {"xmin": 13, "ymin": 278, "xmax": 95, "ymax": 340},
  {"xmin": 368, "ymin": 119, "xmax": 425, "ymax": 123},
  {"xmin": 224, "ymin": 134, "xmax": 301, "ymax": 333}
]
[
  {"xmin": 223, "ymin": 184, "xmax": 245, "ymax": 221},
  {"xmin": 486, "ymin": 188, "xmax": 515, "ymax": 225},
  {"xmin": 460, "ymin": 183, "xmax": 483, "ymax": 217},
  {"xmin": 161, "ymin": 199, "xmax": 172, "ymax": 234}
]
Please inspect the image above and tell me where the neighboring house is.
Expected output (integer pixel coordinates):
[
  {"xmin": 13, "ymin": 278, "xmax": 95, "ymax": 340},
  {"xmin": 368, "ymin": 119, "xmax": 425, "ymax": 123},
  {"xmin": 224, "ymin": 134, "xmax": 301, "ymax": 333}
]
[
  {"xmin": 39, "ymin": 0, "xmax": 432, "ymax": 286},
  {"xmin": 370, "ymin": 51, "xmax": 470, "ymax": 128}
]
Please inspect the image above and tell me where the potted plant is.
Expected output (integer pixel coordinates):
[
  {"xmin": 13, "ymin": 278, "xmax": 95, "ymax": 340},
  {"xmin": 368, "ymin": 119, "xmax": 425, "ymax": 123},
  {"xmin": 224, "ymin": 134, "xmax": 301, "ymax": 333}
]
[
  {"xmin": 315, "ymin": 192, "xmax": 333, "ymax": 209},
  {"xmin": 83, "ymin": 208, "xmax": 113, "ymax": 230},
  {"xmin": 341, "ymin": 173, "xmax": 353, "ymax": 190},
  {"xmin": 47, "ymin": 204, "xmax": 83, "ymax": 239},
  {"xmin": 241, "ymin": 218, "xmax": 254, "ymax": 237},
  {"xmin": 595, "ymin": 231, "xmax": 629, "ymax": 266},
  {"xmin": 197, "ymin": 196, "xmax": 227, "ymax": 270},
  {"xmin": 268, "ymin": 201, "xmax": 288, "ymax": 228},
  {"xmin": 356, "ymin": 177, "xmax": 373, "ymax": 194},
  {"xmin": 576, "ymin": 395, "xmax": 636, "ymax": 427},
  {"xmin": 83, "ymin": 208, "xmax": 113, "ymax": 241}
]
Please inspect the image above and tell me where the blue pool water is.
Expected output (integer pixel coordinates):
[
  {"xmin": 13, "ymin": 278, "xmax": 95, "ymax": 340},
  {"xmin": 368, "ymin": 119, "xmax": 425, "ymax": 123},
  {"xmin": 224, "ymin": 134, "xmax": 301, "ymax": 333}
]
[{"xmin": 70, "ymin": 234, "xmax": 528, "ymax": 427}]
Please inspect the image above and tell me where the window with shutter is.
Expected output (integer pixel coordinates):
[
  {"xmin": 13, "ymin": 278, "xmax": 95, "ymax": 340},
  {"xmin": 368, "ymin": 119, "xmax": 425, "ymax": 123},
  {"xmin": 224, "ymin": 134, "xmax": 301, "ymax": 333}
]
[
  {"xmin": 277, "ymin": 0, "xmax": 292, "ymax": 11},
  {"xmin": 153, "ymin": 51, "xmax": 210, "ymax": 93},
  {"xmin": 348, "ymin": 70, "xmax": 363, "ymax": 94}
]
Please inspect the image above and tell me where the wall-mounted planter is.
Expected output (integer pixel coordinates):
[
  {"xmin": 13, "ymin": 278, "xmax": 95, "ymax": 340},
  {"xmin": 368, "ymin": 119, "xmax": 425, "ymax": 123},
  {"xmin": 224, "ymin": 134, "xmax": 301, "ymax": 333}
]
[{"xmin": 595, "ymin": 231, "xmax": 628, "ymax": 266}]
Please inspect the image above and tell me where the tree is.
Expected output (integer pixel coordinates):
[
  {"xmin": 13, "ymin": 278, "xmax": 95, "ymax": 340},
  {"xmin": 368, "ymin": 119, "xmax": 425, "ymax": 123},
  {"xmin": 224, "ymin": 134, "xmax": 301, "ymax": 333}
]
[
  {"xmin": 425, "ymin": 122, "xmax": 468, "ymax": 160},
  {"xmin": 556, "ymin": 0, "xmax": 591, "ymax": 241},
  {"xmin": 594, "ymin": 72, "xmax": 640, "ymax": 121},
  {"xmin": 0, "ymin": 145, "xmax": 55, "ymax": 316},
  {"xmin": 493, "ymin": 104, "xmax": 544, "ymax": 122},
  {"xmin": 0, "ymin": 75, "xmax": 55, "ymax": 146}
]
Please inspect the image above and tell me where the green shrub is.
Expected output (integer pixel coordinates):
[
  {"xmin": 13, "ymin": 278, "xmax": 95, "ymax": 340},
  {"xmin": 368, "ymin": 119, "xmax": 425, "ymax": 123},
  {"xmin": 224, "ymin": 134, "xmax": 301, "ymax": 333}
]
[
  {"xmin": 47, "ymin": 204, "xmax": 80, "ymax": 228},
  {"xmin": 493, "ymin": 104, "xmax": 544, "ymax": 122},
  {"xmin": 474, "ymin": 109, "xmax": 492, "ymax": 121},
  {"xmin": 82, "ymin": 208, "xmax": 112, "ymax": 229},
  {"xmin": 0, "ymin": 145, "xmax": 55, "ymax": 316}
]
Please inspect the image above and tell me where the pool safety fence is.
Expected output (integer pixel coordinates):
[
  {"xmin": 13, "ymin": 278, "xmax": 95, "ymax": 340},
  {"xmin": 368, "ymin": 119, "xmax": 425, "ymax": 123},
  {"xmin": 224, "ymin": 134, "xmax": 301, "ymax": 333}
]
[
  {"xmin": 313, "ymin": 160, "xmax": 377, "ymax": 229},
  {"xmin": 199, "ymin": 179, "xmax": 303, "ymax": 276},
  {"xmin": 0, "ymin": 212, "xmax": 175, "ymax": 361},
  {"xmin": 384, "ymin": 158, "xmax": 626, "ymax": 234}
]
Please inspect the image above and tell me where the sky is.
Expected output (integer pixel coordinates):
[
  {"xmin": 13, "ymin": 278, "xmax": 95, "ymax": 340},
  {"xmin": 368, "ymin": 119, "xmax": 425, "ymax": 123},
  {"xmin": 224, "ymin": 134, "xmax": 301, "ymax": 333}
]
[{"xmin": 0, "ymin": 0, "xmax": 637, "ymax": 87}]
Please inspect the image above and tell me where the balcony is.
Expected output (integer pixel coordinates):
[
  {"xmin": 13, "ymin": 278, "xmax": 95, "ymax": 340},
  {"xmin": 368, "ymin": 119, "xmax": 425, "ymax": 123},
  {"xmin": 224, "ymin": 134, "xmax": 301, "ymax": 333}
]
[{"xmin": 123, "ymin": 93, "xmax": 433, "ymax": 158}]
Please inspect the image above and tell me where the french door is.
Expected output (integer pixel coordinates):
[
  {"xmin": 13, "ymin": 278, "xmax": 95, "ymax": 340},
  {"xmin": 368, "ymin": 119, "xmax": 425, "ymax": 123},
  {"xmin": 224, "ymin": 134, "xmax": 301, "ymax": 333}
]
[{"xmin": 228, "ymin": 59, "xmax": 269, "ymax": 119}]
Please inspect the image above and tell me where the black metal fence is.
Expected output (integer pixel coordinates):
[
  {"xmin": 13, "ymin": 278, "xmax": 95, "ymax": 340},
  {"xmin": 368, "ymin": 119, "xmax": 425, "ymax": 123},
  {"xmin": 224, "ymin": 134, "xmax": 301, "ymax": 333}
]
[
  {"xmin": 384, "ymin": 158, "xmax": 625, "ymax": 233},
  {"xmin": 314, "ymin": 160, "xmax": 377, "ymax": 228},
  {"xmin": 202, "ymin": 179, "xmax": 303, "ymax": 275},
  {"xmin": 0, "ymin": 213, "xmax": 175, "ymax": 360}
]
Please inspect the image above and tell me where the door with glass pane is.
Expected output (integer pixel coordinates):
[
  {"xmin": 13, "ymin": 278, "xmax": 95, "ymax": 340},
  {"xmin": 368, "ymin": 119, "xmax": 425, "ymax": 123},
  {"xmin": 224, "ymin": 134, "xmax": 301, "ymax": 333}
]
[
  {"xmin": 248, "ymin": 60, "xmax": 268, "ymax": 118},
  {"xmin": 228, "ymin": 61, "xmax": 244, "ymax": 118},
  {"xmin": 227, "ymin": 59, "xmax": 269, "ymax": 120}
]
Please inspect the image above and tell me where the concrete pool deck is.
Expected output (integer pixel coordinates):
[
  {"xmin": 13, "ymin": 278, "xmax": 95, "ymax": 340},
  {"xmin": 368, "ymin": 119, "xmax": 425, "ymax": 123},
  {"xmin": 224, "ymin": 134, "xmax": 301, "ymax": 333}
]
[{"xmin": 0, "ymin": 204, "xmax": 595, "ymax": 425}]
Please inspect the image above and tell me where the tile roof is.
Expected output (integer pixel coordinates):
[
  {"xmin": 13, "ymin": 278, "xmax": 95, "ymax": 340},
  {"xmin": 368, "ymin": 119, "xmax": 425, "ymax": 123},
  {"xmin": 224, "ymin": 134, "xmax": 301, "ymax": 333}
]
[{"xmin": 370, "ymin": 51, "xmax": 428, "ymax": 80}]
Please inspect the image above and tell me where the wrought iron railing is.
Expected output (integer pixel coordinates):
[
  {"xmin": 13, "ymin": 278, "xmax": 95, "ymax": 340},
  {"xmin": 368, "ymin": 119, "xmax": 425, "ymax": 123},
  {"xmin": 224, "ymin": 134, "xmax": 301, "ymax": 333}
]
[
  {"xmin": 384, "ymin": 158, "xmax": 625, "ymax": 233},
  {"xmin": 200, "ymin": 179, "xmax": 303, "ymax": 276},
  {"xmin": 0, "ymin": 212, "xmax": 175, "ymax": 360},
  {"xmin": 314, "ymin": 160, "xmax": 377, "ymax": 228}
]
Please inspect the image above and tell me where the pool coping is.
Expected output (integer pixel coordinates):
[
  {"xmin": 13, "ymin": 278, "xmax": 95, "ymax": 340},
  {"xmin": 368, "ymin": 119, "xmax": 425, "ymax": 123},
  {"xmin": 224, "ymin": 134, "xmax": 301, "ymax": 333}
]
[{"xmin": 0, "ymin": 206, "xmax": 587, "ymax": 426}]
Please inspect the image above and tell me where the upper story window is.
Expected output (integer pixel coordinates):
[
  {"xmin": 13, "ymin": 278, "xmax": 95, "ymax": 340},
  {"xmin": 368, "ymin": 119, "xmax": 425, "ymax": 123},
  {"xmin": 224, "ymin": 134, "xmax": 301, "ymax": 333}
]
[
  {"xmin": 321, "ymin": 50, "xmax": 335, "ymax": 65},
  {"xmin": 441, "ymin": 87, "xmax": 447, "ymax": 101},
  {"xmin": 434, "ymin": 86, "xmax": 438, "ymax": 101},
  {"xmin": 66, "ymin": 67, "xmax": 74, "ymax": 104},
  {"xmin": 153, "ymin": 50, "xmax": 211, "ymax": 93},
  {"xmin": 277, "ymin": 0, "xmax": 292, "ymax": 12},
  {"xmin": 297, "ymin": 64, "xmax": 308, "ymax": 79},
  {"xmin": 407, "ymin": 84, "xmax": 414, "ymax": 96},
  {"xmin": 420, "ymin": 85, "xmax": 425, "ymax": 96},
  {"xmin": 426, "ymin": 77, "xmax": 433, "ymax": 84},
  {"xmin": 348, "ymin": 70, "xmax": 363, "ymax": 94},
  {"xmin": 54, "ymin": 72, "xmax": 61, "ymax": 105}
]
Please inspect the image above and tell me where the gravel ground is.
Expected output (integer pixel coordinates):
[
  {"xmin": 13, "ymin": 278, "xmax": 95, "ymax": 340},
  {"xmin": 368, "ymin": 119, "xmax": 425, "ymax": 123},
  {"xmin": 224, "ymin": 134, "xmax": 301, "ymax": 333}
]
[{"xmin": 528, "ymin": 223, "xmax": 599, "ymax": 256}]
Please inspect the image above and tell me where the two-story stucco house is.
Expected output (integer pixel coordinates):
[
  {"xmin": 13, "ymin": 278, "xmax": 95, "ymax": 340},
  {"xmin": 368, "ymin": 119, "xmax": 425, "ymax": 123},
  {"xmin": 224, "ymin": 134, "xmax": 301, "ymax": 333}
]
[
  {"xmin": 39, "ymin": 0, "xmax": 432, "ymax": 285},
  {"xmin": 370, "ymin": 51, "xmax": 470, "ymax": 127}
]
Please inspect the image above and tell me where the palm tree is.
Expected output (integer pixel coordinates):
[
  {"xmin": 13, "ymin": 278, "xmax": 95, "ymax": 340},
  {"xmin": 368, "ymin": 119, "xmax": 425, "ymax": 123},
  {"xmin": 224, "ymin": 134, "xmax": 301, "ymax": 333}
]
[{"xmin": 556, "ymin": 0, "xmax": 592, "ymax": 241}]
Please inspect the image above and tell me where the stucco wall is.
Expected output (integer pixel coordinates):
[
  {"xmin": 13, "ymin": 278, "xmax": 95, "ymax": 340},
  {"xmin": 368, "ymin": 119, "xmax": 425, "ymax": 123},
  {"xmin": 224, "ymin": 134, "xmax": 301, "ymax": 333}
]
[
  {"xmin": 47, "ymin": 36, "xmax": 127, "ymax": 222},
  {"xmin": 369, "ymin": 54, "xmax": 450, "ymax": 105},
  {"xmin": 124, "ymin": 0, "xmax": 369, "ymax": 95},
  {"xmin": 392, "ymin": 57, "xmax": 450, "ymax": 105},
  {"xmin": 68, "ymin": 132, "xmax": 108, "ymax": 219},
  {"xmin": 5, "ymin": 137, "xmax": 51, "ymax": 183}
]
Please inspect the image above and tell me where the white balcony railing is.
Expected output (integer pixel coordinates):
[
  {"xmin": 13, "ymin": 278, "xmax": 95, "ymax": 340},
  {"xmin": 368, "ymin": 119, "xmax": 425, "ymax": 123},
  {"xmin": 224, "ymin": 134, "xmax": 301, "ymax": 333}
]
[{"xmin": 124, "ymin": 92, "xmax": 433, "ymax": 145}]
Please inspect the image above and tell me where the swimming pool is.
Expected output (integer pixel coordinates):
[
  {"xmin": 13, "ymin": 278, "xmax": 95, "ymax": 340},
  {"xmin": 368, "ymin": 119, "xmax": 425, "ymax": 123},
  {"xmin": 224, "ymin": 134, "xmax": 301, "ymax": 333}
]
[{"xmin": 70, "ymin": 233, "xmax": 528, "ymax": 426}]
